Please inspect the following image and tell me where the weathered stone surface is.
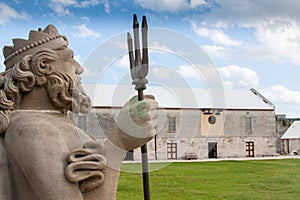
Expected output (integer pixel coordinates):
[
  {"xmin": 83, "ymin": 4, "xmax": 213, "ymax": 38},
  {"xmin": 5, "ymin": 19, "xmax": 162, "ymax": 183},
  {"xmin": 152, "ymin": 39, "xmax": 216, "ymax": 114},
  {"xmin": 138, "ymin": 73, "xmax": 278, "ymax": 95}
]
[{"xmin": 0, "ymin": 24, "xmax": 158, "ymax": 200}]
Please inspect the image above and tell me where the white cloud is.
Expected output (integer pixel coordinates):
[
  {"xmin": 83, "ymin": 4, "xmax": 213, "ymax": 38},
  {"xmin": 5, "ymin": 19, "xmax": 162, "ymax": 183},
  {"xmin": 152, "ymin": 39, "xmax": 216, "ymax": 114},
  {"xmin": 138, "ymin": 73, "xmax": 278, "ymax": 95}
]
[
  {"xmin": 81, "ymin": 16, "xmax": 90, "ymax": 23},
  {"xmin": 72, "ymin": 24, "xmax": 101, "ymax": 38},
  {"xmin": 203, "ymin": 0, "xmax": 300, "ymax": 28},
  {"xmin": 261, "ymin": 84, "xmax": 300, "ymax": 105},
  {"xmin": 51, "ymin": 0, "xmax": 76, "ymax": 4},
  {"xmin": 195, "ymin": 0, "xmax": 300, "ymax": 66},
  {"xmin": 116, "ymin": 55, "xmax": 129, "ymax": 69},
  {"xmin": 103, "ymin": 1, "xmax": 110, "ymax": 13},
  {"xmin": 49, "ymin": 1, "xmax": 74, "ymax": 15},
  {"xmin": 48, "ymin": 0, "xmax": 79, "ymax": 15},
  {"xmin": 74, "ymin": 54, "xmax": 82, "ymax": 63},
  {"xmin": 74, "ymin": 55, "xmax": 97, "ymax": 77},
  {"xmin": 82, "ymin": 66, "xmax": 98, "ymax": 77},
  {"xmin": 201, "ymin": 45, "xmax": 225, "ymax": 59},
  {"xmin": 192, "ymin": 23, "xmax": 242, "ymax": 46},
  {"xmin": 176, "ymin": 64, "xmax": 202, "ymax": 80},
  {"xmin": 134, "ymin": 0, "xmax": 206, "ymax": 12},
  {"xmin": 254, "ymin": 19, "xmax": 300, "ymax": 65},
  {"xmin": 49, "ymin": 0, "xmax": 107, "ymax": 15},
  {"xmin": 134, "ymin": 0, "xmax": 188, "ymax": 12},
  {"xmin": 79, "ymin": 0, "xmax": 100, "ymax": 8},
  {"xmin": 150, "ymin": 41, "xmax": 173, "ymax": 54},
  {"xmin": 260, "ymin": 84, "xmax": 300, "ymax": 117},
  {"xmin": 152, "ymin": 65, "xmax": 172, "ymax": 80},
  {"xmin": 113, "ymin": 40, "xmax": 127, "ymax": 51},
  {"xmin": 190, "ymin": 0, "xmax": 207, "ymax": 8},
  {"xmin": 73, "ymin": 54, "xmax": 97, "ymax": 77},
  {"xmin": 218, "ymin": 65, "xmax": 259, "ymax": 89},
  {"xmin": 0, "ymin": 2, "xmax": 30, "ymax": 25}
]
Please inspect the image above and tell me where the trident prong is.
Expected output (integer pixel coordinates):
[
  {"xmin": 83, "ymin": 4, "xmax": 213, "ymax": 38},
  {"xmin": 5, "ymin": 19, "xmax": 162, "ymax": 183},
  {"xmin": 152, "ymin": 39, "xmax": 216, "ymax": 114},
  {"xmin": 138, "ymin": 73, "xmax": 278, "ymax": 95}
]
[
  {"xmin": 128, "ymin": 14, "xmax": 149, "ymax": 98},
  {"xmin": 127, "ymin": 14, "xmax": 150, "ymax": 200}
]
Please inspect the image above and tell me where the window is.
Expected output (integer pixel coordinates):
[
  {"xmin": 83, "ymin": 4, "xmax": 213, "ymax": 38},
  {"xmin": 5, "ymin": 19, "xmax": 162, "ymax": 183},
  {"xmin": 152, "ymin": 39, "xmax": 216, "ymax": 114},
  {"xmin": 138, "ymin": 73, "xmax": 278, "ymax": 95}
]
[
  {"xmin": 208, "ymin": 115, "xmax": 216, "ymax": 125},
  {"xmin": 245, "ymin": 117, "xmax": 252, "ymax": 131},
  {"xmin": 246, "ymin": 142, "xmax": 254, "ymax": 157},
  {"xmin": 167, "ymin": 143, "xmax": 177, "ymax": 160},
  {"xmin": 77, "ymin": 115, "xmax": 87, "ymax": 130},
  {"xmin": 168, "ymin": 117, "xmax": 176, "ymax": 132}
]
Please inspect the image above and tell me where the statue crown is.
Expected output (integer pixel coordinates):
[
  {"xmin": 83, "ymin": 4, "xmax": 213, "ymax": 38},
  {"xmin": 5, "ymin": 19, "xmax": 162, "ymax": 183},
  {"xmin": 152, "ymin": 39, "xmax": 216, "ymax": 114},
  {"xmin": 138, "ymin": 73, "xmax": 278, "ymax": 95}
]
[{"xmin": 3, "ymin": 24, "xmax": 68, "ymax": 70}]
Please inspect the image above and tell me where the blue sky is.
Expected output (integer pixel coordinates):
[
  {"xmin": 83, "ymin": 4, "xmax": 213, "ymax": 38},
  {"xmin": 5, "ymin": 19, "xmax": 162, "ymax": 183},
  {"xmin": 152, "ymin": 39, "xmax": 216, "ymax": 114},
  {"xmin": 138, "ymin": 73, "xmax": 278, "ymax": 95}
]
[{"xmin": 1, "ymin": 0, "xmax": 300, "ymax": 118}]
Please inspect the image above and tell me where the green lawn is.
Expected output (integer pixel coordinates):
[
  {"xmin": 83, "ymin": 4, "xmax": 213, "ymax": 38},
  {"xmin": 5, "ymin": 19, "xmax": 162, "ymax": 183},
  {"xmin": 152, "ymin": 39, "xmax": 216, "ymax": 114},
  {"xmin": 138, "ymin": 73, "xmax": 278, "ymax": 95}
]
[{"xmin": 117, "ymin": 159, "xmax": 300, "ymax": 200}]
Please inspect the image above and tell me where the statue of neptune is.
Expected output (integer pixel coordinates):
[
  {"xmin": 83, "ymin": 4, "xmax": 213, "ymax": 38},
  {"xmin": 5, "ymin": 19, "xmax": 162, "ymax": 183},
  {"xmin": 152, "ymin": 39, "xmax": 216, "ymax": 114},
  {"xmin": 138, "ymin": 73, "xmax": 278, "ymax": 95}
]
[{"xmin": 0, "ymin": 24, "xmax": 158, "ymax": 200}]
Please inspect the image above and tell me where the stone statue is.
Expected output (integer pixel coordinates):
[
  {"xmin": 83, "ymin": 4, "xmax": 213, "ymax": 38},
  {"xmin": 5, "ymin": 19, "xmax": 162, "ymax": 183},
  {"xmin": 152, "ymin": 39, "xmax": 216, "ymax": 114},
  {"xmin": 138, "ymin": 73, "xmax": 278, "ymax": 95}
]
[{"xmin": 0, "ymin": 24, "xmax": 158, "ymax": 200}]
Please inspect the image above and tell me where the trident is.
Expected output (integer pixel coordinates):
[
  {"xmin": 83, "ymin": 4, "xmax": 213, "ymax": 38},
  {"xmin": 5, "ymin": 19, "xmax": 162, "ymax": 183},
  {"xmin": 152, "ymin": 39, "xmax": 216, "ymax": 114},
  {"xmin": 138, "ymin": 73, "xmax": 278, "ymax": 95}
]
[{"xmin": 127, "ymin": 14, "xmax": 150, "ymax": 200}]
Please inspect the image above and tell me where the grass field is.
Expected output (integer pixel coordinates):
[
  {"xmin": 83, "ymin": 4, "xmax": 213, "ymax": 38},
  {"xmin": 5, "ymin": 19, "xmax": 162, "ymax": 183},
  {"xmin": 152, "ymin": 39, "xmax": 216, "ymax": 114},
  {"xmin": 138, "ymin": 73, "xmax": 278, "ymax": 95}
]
[{"xmin": 117, "ymin": 159, "xmax": 300, "ymax": 200}]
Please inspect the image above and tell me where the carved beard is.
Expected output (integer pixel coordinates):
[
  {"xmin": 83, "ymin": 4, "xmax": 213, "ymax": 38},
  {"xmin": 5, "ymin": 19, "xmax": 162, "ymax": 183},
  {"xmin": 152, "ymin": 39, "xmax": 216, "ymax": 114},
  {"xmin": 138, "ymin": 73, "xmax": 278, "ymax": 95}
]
[{"xmin": 46, "ymin": 71, "xmax": 91, "ymax": 114}]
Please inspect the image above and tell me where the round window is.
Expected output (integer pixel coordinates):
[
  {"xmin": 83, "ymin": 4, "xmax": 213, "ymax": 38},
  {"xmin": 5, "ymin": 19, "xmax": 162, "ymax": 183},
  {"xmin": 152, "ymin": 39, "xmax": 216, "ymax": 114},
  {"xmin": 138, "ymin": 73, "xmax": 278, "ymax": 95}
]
[{"xmin": 208, "ymin": 116, "xmax": 216, "ymax": 125}]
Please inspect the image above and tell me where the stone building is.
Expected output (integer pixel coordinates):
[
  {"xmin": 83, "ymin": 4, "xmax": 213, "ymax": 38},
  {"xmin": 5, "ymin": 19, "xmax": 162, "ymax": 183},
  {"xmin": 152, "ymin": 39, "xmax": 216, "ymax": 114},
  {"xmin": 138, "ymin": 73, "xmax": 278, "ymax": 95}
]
[
  {"xmin": 70, "ymin": 85, "xmax": 277, "ymax": 160},
  {"xmin": 281, "ymin": 121, "xmax": 300, "ymax": 155}
]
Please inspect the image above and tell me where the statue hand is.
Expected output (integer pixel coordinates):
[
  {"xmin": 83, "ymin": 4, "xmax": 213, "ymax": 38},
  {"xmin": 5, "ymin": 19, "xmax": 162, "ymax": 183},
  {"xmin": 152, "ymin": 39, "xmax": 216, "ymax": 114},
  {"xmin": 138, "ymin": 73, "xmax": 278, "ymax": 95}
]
[
  {"xmin": 114, "ymin": 94, "xmax": 158, "ymax": 151},
  {"xmin": 65, "ymin": 141, "xmax": 107, "ymax": 193}
]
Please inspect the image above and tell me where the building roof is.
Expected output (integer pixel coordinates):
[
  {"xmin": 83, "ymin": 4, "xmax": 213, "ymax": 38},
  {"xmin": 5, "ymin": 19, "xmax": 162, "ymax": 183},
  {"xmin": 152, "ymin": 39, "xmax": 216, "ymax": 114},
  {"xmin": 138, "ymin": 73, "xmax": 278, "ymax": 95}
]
[
  {"xmin": 281, "ymin": 121, "xmax": 300, "ymax": 139},
  {"xmin": 83, "ymin": 84, "xmax": 274, "ymax": 110}
]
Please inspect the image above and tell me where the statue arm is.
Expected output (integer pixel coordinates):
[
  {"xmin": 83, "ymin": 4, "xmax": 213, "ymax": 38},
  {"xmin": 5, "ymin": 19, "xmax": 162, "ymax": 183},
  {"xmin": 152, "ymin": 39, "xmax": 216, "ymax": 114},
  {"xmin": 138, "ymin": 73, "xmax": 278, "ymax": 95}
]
[{"xmin": 80, "ymin": 95, "xmax": 158, "ymax": 199}]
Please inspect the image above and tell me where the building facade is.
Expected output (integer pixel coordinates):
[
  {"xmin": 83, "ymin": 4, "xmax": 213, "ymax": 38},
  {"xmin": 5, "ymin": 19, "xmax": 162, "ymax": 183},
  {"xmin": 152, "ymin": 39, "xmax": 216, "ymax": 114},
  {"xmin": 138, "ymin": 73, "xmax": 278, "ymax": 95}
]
[{"xmin": 70, "ymin": 85, "xmax": 277, "ymax": 160}]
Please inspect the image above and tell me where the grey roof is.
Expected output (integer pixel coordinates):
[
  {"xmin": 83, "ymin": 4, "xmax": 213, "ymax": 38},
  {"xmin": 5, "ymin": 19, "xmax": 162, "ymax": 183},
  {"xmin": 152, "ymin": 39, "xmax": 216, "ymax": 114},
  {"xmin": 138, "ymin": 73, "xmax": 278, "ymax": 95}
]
[
  {"xmin": 83, "ymin": 84, "xmax": 274, "ymax": 110},
  {"xmin": 281, "ymin": 121, "xmax": 300, "ymax": 139}
]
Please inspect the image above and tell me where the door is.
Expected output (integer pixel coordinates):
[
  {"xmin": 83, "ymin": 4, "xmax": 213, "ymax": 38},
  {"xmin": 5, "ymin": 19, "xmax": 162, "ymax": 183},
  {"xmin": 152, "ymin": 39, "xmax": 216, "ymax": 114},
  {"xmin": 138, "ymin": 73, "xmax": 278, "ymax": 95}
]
[
  {"xmin": 208, "ymin": 142, "xmax": 217, "ymax": 158},
  {"xmin": 246, "ymin": 142, "xmax": 254, "ymax": 157},
  {"xmin": 124, "ymin": 150, "xmax": 134, "ymax": 160},
  {"xmin": 167, "ymin": 143, "xmax": 177, "ymax": 160}
]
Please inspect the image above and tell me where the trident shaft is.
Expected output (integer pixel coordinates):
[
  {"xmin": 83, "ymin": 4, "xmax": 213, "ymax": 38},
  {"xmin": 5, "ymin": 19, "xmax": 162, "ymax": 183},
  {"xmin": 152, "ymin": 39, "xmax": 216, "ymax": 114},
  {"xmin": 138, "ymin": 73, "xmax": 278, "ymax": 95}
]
[{"xmin": 127, "ymin": 14, "xmax": 150, "ymax": 200}]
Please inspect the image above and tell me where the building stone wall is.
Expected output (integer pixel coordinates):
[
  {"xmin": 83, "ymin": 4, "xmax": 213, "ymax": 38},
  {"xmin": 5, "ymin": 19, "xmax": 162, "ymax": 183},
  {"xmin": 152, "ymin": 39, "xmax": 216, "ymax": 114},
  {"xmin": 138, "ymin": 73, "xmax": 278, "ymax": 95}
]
[
  {"xmin": 68, "ymin": 108, "xmax": 117, "ymax": 139},
  {"xmin": 223, "ymin": 110, "xmax": 275, "ymax": 137},
  {"xmin": 288, "ymin": 139, "xmax": 300, "ymax": 154},
  {"xmin": 156, "ymin": 108, "xmax": 201, "ymax": 139},
  {"xmin": 131, "ymin": 136, "xmax": 277, "ymax": 160},
  {"xmin": 282, "ymin": 139, "xmax": 300, "ymax": 155},
  {"xmin": 276, "ymin": 118, "xmax": 294, "ymax": 154},
  {"xmin": 70, "ymin": 107, "xmax": 277, "ymax": 160}
]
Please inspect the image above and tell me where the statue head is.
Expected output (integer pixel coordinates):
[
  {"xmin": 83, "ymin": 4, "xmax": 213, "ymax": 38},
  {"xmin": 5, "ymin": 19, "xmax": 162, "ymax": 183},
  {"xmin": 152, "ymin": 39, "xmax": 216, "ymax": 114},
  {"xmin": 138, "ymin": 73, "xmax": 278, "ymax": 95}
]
[{"xmin": 0, "ymin": 24, "xmax": 91, "ymax": 133}]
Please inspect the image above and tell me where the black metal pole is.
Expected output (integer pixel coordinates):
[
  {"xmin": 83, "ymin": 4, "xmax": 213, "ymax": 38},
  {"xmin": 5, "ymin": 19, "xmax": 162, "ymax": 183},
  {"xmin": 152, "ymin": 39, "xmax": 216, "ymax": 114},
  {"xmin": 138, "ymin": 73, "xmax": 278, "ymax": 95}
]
[
  {"xmin": 154, "ymin": 135, "xmax": 157, "ymax": 160},
  {"xmin": 138, "ymin": 90, "xmax": 150, "ymax": 200},
  {"xmin": 128, "ymin": 14, "xmax": 151, "ymax": 200},
  {"xmin": 141, "ymin": 144, "xmax": 150, "ymax": 200}
]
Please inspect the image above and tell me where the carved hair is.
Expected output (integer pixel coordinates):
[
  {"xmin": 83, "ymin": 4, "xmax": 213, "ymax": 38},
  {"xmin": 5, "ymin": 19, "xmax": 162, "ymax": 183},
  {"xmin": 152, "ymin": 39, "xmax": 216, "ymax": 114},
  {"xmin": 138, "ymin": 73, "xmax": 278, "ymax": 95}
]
[{"xmin": 0, "ymin": 47, "xmax": 91, "ymax": 134}]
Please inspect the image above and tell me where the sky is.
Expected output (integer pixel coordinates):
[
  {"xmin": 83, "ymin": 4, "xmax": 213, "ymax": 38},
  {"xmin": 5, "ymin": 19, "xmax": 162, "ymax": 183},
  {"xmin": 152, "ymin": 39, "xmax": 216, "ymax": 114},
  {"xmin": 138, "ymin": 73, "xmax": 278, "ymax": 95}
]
[{"xmin": 1, "ymin": 0, "xmax": 300, "ymax": 118}]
